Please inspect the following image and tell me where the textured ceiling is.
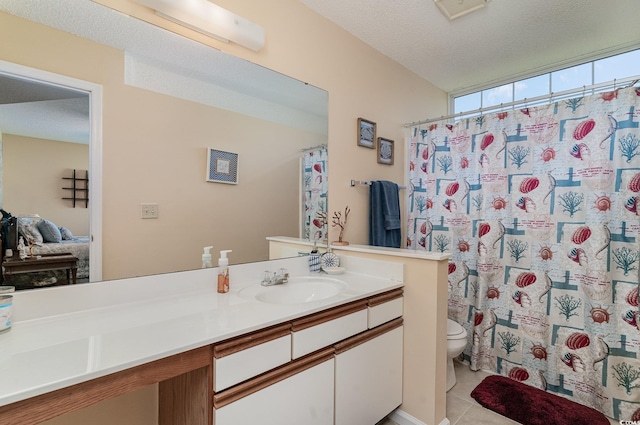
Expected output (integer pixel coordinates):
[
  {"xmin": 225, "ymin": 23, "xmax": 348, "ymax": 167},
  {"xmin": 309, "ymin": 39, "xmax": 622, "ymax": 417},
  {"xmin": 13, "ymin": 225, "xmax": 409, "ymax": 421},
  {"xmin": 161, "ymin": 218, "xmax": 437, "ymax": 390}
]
[{"xmin": 300, "ymin": 0, "xmax": 640, "ymax": 93}]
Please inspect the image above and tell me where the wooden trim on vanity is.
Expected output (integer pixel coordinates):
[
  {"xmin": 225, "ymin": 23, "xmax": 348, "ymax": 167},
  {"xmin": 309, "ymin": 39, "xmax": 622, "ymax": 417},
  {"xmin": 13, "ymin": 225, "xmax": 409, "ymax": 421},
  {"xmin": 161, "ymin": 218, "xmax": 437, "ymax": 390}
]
[
  {"xmin": 291, "ymin": 299, "xmax": 368, "ymax": 332},
  {"xmin": 367, "ymin": 288, "xmax": 404, "ymax": 307},
  {"xmin": 213, "ymin": 347, "xmax": 334, "ymax": 409},
  {"xmin": 159, "ymin": 366, "xmax": 212, "ymax": 425},
  {"xmin": 213, "ymin": 323, "xmax": 291, "ymax": 359},
  {"xmin": 0, "ymin": 346, "xmax": 212, "ymax": 425},
  {"xmin": 334, "ymin": 318, "xmax": 403, "ymax": 354}
]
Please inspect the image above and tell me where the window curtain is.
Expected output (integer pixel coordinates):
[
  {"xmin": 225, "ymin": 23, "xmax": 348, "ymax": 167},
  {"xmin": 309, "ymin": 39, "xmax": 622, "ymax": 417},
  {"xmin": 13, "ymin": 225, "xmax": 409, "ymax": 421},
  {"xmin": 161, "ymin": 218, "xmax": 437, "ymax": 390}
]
[
  {"xmin": 406, "ymin": 86, "xmax": 640, "ymax": 420},
  {"xmin": 302, "ymin": 147, "xmax": 328, "ymax": 242}
]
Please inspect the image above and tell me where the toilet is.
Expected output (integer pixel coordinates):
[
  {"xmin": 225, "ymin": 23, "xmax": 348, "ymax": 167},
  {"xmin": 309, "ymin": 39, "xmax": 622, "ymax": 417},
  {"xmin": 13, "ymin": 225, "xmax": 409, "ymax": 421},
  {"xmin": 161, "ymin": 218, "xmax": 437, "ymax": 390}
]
[{"xmin": 446, "ymin": 319, "xmax": 468, "ymax": 391}]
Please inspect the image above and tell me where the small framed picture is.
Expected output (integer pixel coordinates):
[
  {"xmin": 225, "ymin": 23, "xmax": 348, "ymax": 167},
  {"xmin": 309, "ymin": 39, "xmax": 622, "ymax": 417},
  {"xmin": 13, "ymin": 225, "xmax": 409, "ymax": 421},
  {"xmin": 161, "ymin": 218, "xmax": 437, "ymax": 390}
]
[
  {"xmin": 377, "ymin": 137, "xmax": 394, "ymax": 165},
  {"xmin": 357, "ymin": 118, "xmax": 376, "ymax": 148},
  {"xmin": 207, "ymin": 148, "xmax": 238, "ymax": 184}
]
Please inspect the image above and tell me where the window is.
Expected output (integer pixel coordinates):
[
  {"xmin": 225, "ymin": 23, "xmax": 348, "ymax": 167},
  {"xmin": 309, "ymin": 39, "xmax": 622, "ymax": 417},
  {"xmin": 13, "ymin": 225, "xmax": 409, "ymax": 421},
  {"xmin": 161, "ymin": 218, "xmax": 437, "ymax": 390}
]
[
  {"xmin": 594, "ymin": 50, "xmax": 640, "ymax": 84},
  {"xmin": 452, "ymin": 48, "xmax": 640, "ymax": 116}
]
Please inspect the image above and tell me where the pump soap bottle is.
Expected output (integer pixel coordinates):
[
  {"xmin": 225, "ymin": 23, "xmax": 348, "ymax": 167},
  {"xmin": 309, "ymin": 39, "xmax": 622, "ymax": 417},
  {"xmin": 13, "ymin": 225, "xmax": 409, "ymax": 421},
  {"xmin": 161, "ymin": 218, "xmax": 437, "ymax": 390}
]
[
  {"xmin": 202, "ymin": 246, "xmax": 213, "ymax": 268},
  {"xmin": 217, "ymin": 250, "xmax": 232, "ymax": 293},
  {"xmin": 309, "ymin": 241, "xmax": 321, "ymax": 273}
]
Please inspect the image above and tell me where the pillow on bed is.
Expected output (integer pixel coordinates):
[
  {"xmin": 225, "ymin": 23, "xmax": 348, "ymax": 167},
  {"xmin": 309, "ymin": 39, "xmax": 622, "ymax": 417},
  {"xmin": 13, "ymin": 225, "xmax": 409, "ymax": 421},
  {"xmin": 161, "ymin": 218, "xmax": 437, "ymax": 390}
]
[
  {"xmin": 17, "ymin": 217, "xmax": 32, "ymax": 235},
  {"xmin": 37, "ymin": 219, "xmax": 62, "ymax": 243},
  {"xmin": 58, "ymin": 226, "xmax": 74, "ymax": 240},
  {"xmin": 18, "ymin": 218, "xmax": 44, "ymax": 244}
]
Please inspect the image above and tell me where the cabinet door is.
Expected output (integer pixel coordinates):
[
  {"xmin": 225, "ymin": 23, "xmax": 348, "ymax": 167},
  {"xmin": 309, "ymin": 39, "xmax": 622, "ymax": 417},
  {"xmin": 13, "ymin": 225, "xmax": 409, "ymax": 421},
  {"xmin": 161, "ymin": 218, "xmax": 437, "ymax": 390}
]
[
  {"xmin": 214, "ymin": 349, "xmax": 334, "ymax": 425},
  {"xmin": 335, "ymin": 319, "xmax": 403, "ymax": 425}
]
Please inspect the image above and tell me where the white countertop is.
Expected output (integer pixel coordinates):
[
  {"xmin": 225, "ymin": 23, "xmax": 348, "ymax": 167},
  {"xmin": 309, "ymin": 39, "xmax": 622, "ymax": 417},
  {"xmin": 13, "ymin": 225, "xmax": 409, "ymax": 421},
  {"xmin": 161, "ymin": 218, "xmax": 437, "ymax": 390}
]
[{"xmin": 0, "ymin": 255, "xmax": 403, "ymax": 407}]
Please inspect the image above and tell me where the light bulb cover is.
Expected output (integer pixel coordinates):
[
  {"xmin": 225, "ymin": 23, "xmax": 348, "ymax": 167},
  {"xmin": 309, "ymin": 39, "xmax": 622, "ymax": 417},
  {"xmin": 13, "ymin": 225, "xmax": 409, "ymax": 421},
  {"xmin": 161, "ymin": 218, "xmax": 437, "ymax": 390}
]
[{"xmin": 132, "ymin": 0, "xmax": 265, "ymax": 51}]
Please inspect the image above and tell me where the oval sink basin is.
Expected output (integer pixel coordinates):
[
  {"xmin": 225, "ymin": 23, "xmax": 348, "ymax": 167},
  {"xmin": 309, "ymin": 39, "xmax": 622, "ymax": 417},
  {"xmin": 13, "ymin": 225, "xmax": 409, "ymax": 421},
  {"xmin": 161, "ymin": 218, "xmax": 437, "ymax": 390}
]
[{"xmin": 240, "ymin": 276, "xmax": 348, "ymax": 304}]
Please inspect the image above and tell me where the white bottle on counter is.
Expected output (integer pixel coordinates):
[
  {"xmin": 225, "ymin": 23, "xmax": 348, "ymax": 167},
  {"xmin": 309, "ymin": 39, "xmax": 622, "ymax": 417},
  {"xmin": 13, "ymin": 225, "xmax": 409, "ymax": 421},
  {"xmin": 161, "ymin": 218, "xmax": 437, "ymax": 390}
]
[{"xmin": 202, "ymin": 246, "xmax": 213, "ymax": 268}]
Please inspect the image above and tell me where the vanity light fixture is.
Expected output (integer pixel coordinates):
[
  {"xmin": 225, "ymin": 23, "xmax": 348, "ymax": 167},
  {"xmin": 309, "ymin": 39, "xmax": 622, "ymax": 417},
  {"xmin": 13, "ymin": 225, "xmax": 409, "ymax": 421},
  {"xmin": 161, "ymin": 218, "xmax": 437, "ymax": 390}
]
[
  {"xmin": 433, "ymin": 0, "xmax": 490, "ymax": 20},
  {"xmin": 131, "ymin": 0, "xmax": 265, "ymax": 51}
]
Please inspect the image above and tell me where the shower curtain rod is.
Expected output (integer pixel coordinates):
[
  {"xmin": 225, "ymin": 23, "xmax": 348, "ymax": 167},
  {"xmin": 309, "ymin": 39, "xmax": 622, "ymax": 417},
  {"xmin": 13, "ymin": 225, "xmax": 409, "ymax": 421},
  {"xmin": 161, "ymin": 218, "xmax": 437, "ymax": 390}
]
[
  {"xmin": 300, "ymin": 143, "xmax": 327, "ymax": 153},
  {"xmin": 404, "ymin": 74, "xmax": 640, "ymax": 128}
]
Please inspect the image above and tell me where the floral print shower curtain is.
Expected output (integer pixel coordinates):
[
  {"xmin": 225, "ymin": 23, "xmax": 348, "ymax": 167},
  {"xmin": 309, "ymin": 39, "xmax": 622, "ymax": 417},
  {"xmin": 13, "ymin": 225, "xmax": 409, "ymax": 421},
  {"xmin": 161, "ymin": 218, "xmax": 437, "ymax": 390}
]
[
  {"xmin": 302, "ymin": 147, "xmax": 328, "ymax": 242},
  {"xmin": 406, "ymin": 86, "xmax": 640, "ymax": 420}
]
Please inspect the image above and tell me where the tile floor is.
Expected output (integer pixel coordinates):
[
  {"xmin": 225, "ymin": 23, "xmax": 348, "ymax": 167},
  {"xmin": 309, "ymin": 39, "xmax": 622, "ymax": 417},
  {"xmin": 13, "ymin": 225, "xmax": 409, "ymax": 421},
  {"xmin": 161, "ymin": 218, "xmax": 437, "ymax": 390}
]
[{"xmin": 379, "ymin": 360, "xmax": 619, "ymax": 425}]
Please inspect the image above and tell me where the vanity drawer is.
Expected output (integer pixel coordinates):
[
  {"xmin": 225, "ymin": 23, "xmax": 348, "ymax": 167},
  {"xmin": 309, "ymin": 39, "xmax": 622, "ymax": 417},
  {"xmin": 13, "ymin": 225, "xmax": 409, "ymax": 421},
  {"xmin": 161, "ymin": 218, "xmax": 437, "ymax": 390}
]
[
  {"xmin": 213, "ymin": 323, "xmax": 292, "ymax": 392},
  {"xmin": 214, "ymin": 348, "xmax": 335, "ymax": 425},
  {"xmin": 368, "ymin": 289, "xmax": 404, "ymax": 329},
  {"xmin": 291, "ymin": 300, "xmax": 368, "ymax": 359}
]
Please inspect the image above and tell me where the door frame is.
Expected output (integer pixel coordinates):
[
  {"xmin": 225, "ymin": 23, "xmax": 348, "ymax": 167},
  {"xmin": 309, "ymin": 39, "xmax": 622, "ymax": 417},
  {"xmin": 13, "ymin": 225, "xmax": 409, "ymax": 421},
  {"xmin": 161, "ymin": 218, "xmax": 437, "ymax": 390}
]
[{"xmin": 0, "ymin": 59, "xmax": 103, "ymax": 282}]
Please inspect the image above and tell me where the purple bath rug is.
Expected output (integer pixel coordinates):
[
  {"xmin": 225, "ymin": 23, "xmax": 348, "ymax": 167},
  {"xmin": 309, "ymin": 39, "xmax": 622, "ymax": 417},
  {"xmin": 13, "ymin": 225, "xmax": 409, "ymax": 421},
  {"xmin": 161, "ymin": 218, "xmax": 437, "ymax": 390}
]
[{"xmin": 470, "ymin": 375, "xmax": 609, "ymax": 425}]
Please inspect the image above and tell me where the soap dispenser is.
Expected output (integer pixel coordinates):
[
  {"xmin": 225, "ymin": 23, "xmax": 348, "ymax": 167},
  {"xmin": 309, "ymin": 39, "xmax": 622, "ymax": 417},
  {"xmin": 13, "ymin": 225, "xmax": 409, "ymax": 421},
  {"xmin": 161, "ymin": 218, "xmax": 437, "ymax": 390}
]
[
  {"xmin": 202, "ymin": 246, "xmax": 213, "ymax": 268},
  {"xmin": 217, "ymin": 250, "xmax": 232, "ymax": 293},
  {"xmin": 309, "ymin": 241, "xmax": 321, "ymax": 273}
]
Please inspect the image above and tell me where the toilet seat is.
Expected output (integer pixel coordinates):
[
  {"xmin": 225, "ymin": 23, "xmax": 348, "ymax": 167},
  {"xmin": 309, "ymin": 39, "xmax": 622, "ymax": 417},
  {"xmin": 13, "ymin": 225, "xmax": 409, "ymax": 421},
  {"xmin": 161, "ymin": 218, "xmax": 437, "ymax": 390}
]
[{"xmin": 447, "ymin": 319, "xmax": 465, "ymax": 338}]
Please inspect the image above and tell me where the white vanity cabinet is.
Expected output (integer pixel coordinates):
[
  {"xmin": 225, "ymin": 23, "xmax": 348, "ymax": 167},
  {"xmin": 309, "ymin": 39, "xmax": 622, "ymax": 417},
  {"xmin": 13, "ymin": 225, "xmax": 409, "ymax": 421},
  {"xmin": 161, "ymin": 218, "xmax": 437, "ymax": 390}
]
[
  {"xmin": 334, "ymin": 318, "xmax": 404, "ymax": 425},
  {"xmin": 214, "ymin": 348, "xmax": 335, "ymax": 425},
  {"xmin": 212, "ymin": 291, "xmax": 404, "ymax": 425}
]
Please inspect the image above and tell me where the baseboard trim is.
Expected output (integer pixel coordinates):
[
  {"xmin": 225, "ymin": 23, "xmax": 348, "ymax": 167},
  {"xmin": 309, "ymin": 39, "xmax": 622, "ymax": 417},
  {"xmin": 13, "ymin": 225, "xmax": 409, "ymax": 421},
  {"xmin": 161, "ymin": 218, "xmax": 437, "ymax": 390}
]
[{"xmin": 388, "ymin": 408, "xmax": 451, "ymax": 425}]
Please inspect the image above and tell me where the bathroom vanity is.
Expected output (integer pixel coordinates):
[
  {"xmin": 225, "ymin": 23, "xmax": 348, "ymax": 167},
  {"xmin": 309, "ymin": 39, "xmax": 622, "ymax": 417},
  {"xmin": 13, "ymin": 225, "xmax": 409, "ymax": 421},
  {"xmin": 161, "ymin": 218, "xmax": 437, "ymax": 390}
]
[{"xmin": 0, "ymin": 255, "xmax": 404, "ymax": 425}]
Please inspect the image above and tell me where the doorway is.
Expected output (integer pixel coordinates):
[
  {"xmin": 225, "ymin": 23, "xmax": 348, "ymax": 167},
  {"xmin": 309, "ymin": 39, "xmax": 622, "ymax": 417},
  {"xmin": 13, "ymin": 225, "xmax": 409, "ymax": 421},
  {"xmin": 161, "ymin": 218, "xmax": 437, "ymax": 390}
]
[{"xmin": 0, "ymin": 60, "xmax": 102, "ymax": 282}]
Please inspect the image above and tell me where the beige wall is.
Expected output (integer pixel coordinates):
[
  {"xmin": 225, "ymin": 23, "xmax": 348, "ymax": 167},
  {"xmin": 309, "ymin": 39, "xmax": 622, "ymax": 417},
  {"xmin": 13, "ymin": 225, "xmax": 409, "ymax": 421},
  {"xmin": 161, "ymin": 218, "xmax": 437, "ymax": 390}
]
[
  {"xmin": 102, "ymin": 83, "xmax": 322, "ymax": 277},
  {"xmin": 40, "ymin": 385, "xmax": 158, "ymax": 425},
  {"xmin": 0, "ymin": 0, "xmax": 448, "ymax": 423},
  {"xmin": 2, "ymin": 134, "xmax": 90, "ymax": 235}
]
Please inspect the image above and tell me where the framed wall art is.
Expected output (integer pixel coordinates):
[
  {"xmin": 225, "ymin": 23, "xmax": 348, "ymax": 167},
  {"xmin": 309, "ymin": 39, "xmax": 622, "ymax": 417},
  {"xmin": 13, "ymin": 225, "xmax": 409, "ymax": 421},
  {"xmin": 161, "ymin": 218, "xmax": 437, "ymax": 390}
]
[
  {"xmin": 377, "ymin": 137, "xmax": 394, "ymax": 165},
  {"xmin": 207, "ymin": 148, "xmax": 238, "ymax": 184},
  {"xmin": 357, "ymin": 118, "xmax": 376, "ymax": 148}
]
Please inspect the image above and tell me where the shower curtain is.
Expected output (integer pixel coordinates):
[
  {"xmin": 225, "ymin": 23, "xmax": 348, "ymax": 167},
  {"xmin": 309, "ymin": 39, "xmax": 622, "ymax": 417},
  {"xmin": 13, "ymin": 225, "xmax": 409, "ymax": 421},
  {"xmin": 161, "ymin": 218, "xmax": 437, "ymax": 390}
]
[
  {"xmin": 302, "ymin": 146, "xmax": 328, "ymax": 242},
  {"xmin": 406, "ymin": 86, "xmax": 640, "ymax": 420}
]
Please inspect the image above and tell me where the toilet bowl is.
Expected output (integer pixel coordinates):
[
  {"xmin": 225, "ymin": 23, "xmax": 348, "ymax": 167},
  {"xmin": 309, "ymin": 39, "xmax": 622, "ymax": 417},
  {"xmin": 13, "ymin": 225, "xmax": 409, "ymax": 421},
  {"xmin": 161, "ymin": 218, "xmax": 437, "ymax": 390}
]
[{"xmin": 446, "ymin": 319, "xmax": 468, "ymax": 391}]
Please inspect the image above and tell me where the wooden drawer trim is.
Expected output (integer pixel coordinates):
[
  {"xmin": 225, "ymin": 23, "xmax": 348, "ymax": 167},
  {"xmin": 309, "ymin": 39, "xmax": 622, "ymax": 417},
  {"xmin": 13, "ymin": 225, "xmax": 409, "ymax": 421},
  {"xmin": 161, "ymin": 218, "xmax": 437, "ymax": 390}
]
[
  {"xmin": 334, "ymin": 318, "xmax": 403, "ymax": 354},
  {"xmin": 213, "ymin": 347, "xmax": 334, "ymax": 409},
  {"xmin": 214, "ymin": 323, "xmax": 291, "ymax": 359},
  {"xmin": 368, "ymin": 288, "xmax": 404, "ymax": 307},
  {"xmin": 291, "ymin": 299, "xmax": 368, "ymax": 332}
]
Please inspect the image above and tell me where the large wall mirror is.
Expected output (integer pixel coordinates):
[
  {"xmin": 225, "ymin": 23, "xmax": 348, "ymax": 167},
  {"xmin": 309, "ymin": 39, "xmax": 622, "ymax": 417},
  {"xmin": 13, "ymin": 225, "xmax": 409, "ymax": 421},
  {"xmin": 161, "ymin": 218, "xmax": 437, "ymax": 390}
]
[{"xmin": 0, "ymin": 0, "xmax": 328, "ymax": 288}]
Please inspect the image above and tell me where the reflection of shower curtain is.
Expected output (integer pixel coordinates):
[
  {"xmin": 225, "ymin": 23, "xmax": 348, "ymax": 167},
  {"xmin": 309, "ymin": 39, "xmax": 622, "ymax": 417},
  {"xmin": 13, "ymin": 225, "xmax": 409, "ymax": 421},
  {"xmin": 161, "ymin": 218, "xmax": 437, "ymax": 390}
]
[
  {"xmin": 302, "ymin": 147, "xmax": 328, "ymax": 242},
  {"xmin": 406, "ymin": 87, "xmax": 640, "ymax": 420}
]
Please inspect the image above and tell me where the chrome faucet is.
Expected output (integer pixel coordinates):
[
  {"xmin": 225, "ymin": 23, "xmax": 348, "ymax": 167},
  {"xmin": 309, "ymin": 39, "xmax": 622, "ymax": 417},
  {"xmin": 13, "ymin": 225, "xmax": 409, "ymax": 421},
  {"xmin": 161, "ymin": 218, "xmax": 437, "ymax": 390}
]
[{"xmin": 261, "ymin": 268, "xmax": 289, "ymax": 286}]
